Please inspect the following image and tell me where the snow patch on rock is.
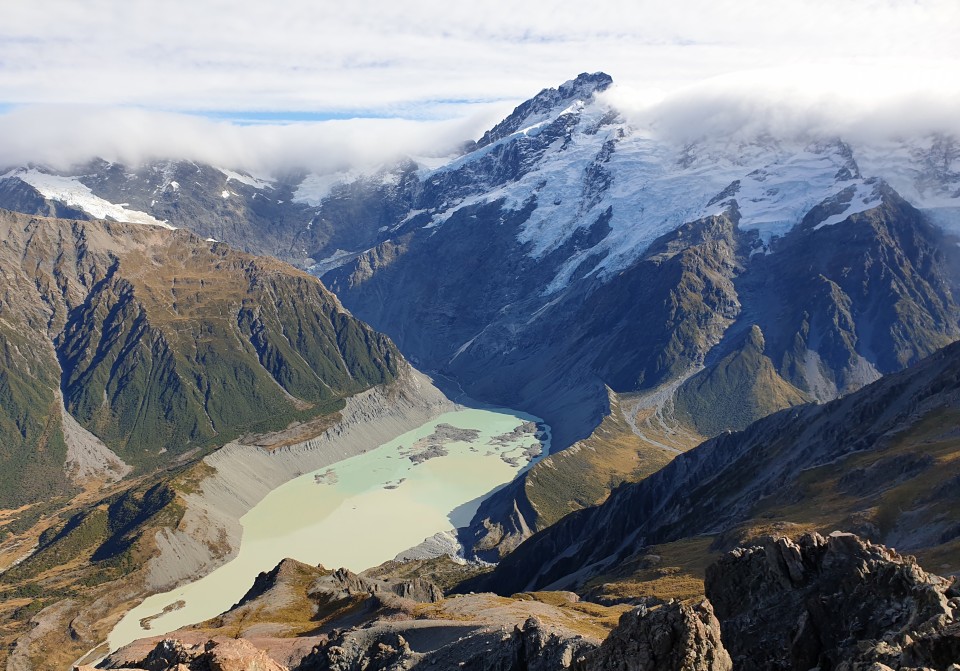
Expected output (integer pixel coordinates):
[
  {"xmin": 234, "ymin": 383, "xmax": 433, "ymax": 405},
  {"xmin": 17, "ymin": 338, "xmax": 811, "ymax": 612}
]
[{"xmin": 10, "ymin": 169, "xmax": 175, "ymax": 229}]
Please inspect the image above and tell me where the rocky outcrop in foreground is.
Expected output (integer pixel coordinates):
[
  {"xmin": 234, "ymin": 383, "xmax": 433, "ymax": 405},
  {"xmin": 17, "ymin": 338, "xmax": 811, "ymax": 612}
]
[
  {"xmin": 89, "ymin": 533, "xmax": 960, "ymax": 671},
  {"xmin": 78, "ymin": 637, "xmax": 287, "ymax": 671},
  {"xmin": 706, "ymin": 531, "xmax": 960, "ymax": 671},
  {"xmin": 302, "ymin": 616, "xmax": 595, "ymax": 671},
  {"xmin": 575, "ymin": 600, "xmax": 731, "ymax": 671}
]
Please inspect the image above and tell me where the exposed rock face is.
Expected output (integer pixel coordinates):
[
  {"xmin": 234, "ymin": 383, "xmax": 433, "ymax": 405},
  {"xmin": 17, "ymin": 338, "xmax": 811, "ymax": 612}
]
[
  {"xmin": 311, "ymin": 566, "xmax": 445, "ymax": 607},
  {"xmin": 475, "ymin": 72, "xmax": 613, "ymax": 148},
  {"xmin": 92, "ymin": 637, "xmax": 288, "ymax": 670},
  {"xmin": 303, "ymin": 616, "xmax": 596, "ymax": 671},
  {"xmin": 205, "ymin": 638, "xmax": 289, "ymax": 671},
  {"xmin": 893, "ymin": 620, "xmax": 960, "ymax": 670},
  {"xmin": 705, "ymin": 532, "xmax": 958, "ymax": 671},
  {"xmin": 314, "ymin": 630, "xmax": 414, "ymax": 671},
  {"xmin": 577, "ymin": 600, "xmax": 731, "ymax": 671}
]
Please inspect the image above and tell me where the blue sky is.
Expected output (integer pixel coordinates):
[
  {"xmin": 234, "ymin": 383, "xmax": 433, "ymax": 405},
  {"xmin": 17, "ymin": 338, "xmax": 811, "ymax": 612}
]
[{"xmin": 0, "ymin": 0, "xmax": 957, "ymax": 170}]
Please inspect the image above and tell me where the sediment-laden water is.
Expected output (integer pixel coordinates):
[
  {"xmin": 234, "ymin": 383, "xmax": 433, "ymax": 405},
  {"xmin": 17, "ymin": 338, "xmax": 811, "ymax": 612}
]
[{"xmin": 108, "ymin": 406, "xmax": 548, "ymax": 651}]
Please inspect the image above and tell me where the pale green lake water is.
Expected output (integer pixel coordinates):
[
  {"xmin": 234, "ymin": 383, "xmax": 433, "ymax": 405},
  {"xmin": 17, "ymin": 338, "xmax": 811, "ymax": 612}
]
[{"xmin": 108, "ymin": 406, "xmax": 547, "ymax": 652}]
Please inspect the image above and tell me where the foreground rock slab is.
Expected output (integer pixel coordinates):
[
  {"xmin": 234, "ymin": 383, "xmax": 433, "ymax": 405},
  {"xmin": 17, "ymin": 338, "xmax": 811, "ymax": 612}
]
[{"xmin": 706, "ymin": 531, "xmax": 959, "ymax": 671}]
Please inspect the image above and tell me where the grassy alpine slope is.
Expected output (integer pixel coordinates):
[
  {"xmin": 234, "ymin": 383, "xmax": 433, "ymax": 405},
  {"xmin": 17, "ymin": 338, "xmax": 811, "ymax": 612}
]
[{"xmin": 0, "ymin": 209, "xmax": 399, "ymax": 506}]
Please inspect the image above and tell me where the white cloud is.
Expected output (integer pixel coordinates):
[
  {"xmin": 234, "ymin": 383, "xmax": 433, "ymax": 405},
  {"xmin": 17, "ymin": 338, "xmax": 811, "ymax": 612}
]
[
  {"xmin": 0, "ymin": 1, "xmax": 956, "ymax": 172},
  {"xmin": 0, "ymin": 105, "xmax": 500, "ymax": 173},
  {"xmin": 607, "ymin": 65, "xmax": 960, "ymax": 144},
  {"xmin": 0, "ymin": 0, "xmax": 956, "ymax": 115},
  {"xmin": 4, "ymin": 66, "xmax": 958, "ymax": 176}
]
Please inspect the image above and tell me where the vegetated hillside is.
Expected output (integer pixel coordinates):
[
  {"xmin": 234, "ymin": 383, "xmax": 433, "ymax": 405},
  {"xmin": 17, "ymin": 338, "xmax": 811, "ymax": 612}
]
[
  {"xmin": 0, "ymin": 208, "xmax": 411, "ymax": 670},
  {"xmin": 0, "ymin": 460, "xmax": 222, "ymax": 670},
  {"xmin": 0, "ymin": 209, "xmax": 399, "ymax": 507},
  {"xmin": 468, "ymin": 338, "xmax": 960, "ymax": 599}
]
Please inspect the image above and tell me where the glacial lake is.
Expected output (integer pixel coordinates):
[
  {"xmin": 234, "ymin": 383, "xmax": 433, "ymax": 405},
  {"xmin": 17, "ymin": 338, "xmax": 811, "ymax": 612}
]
[{"xmin": 108, "ymin": 406, "xmax": 548, "ymax": 652}]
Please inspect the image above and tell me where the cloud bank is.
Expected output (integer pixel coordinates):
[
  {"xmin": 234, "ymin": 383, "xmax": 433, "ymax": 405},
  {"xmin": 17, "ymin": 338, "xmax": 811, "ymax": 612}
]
[
  {"xmin": 0, "ymin": 105, "xmax": 503, "ymax": 173},
  {"xmin": 0, "ymin": 1, "xmax": 956, "ymax": 173},
  {"xmin": 3, "ymin": 67, "xmax": 959, "ymax": 175},
  {"xmin": 607, "ymin": 65, "xmax": 960, "ymax": 144},
  {"xmin": 2, "ymin": 0, "xmax": 956, "ymax": 115}
]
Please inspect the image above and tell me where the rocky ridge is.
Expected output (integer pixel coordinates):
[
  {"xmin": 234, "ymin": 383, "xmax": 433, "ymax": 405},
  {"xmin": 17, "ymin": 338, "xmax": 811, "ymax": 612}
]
[
  {"xmin": 574, "ymin": 599, "xmax": 731, "ymax": 671},
  {"xmin": 471, "ymin": 337, "xmax": 960, "ymax": 597},
  {"xmin": 706, "ymin": 532, "xmax": 959, "ymax": 671},
  {"xmin": 86, "ymin": 533, "xmax": 960, "ymax": 670}
]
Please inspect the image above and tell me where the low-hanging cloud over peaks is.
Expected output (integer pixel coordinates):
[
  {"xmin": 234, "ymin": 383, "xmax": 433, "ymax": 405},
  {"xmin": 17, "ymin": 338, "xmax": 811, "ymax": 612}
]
[
  {"xmin": 2, "ymin": 65, "xmax": 958, "ymax": 177},
  {"xmin": 0, "ymin": 1, "xmax": 955, "ymax": 174},
  {"xmin": 0, "ymin": 104, "xmax": 507, "ymax": 174},
  {"xmin": 1, "ymin": 0, "xmax": 956, "ymax": 115},
  {"xmin": 605, "ymin": 66, "xmax": 960, "ymax": 145}
]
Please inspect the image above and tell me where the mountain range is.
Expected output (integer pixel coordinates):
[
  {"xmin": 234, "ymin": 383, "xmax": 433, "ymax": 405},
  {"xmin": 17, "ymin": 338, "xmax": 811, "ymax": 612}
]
[{"xmin": 0, "ymin": 72, "xmax": 959, "ymax": 669}]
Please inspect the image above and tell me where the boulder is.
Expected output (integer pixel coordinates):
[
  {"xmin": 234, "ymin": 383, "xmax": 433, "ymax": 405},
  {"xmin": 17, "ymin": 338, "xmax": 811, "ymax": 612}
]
[{"xmin": 577, "ymin": 599, "xmax": 731, "ymax": 671}]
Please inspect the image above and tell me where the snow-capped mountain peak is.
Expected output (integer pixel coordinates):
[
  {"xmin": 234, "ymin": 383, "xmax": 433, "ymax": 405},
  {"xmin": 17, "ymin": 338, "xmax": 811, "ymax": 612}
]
[
  {"xmin": 401, "ymin": 83, "xmax": 899, "ymax": 293},
  {"xmin": 476, "ymin": 71, "xmax": 614, "ymax": 149}
]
